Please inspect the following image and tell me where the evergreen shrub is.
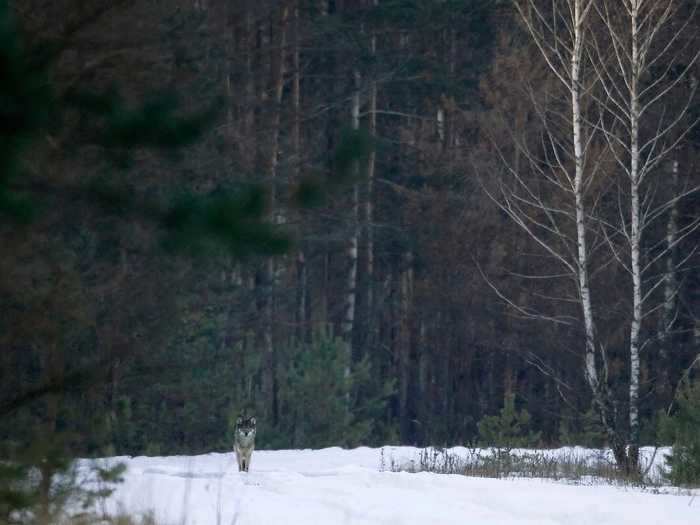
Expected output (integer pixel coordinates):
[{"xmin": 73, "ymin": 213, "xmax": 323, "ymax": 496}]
[{"xmin": 661, "ymin": 380, "xmax": 700, "ymax": 487}]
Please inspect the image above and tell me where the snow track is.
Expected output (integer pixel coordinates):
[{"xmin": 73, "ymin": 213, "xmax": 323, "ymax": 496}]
[{"xmin": 94, "ymin": 447, "xmax": 697, "ymax": 524}]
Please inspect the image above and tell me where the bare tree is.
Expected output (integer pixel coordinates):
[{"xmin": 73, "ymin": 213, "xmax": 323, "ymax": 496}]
[
  {"xmin": 590, "ymin": 0, "xmax": 700, "ymax": 470},
  {"xmin": 489, "ymin": 0, "xmax": 632, "ymax": 468}
]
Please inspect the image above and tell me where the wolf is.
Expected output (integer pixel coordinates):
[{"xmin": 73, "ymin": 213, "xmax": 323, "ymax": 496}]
[{"xmin": 233, "ymin": 415, "xmax": 256, "ymax": 472}]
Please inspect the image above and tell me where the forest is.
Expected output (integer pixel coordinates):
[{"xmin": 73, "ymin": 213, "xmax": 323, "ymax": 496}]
[{"xmin": 1, "ymin": 0, "xmax": 699, "ymax": 486}]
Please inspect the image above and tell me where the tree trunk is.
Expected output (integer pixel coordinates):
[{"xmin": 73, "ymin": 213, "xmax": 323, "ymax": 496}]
[
  {"xmin": 365, "ymin": 1, "xmax": 378, "ymax": 353},
  {"xmin": 38, "ymin": 342, "xmax": 63, "ymax": 525},
  {"xmin": 658, "ymin": 159, "xmax": 680, "ymax": 405},
  {"xmin": 568, "ymin": 0, "xmax": 623, "ymax": 467},
  {"xmin": 261, "ymin": 4, "xmax": 289, "ymax": 424},
  {"xmin": 292, "ymin": 1, "xmax": 308, "ymax": 344},
  {"xmin": 398, "ymin": 251, "xmax": 414, "ymax": 443},
  {"xmin": 341, "ymin": 69, "xmax": 361, "ymax": 352},
  {"xmin": 627, "ymin": 3, "xmax": 642, "ymax": 473}
]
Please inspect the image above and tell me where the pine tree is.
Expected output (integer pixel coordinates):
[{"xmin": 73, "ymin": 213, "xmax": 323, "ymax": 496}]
[
  {"xmin": 477, "ymin": 394, "xmax": 541, "ymax": 449},
  {"xmin": 661, "ymin": 380, "xmax": 700, "ymax": 487}
]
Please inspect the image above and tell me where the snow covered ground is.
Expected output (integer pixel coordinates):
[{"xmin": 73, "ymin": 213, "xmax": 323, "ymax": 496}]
[{"xmin": 88, "ymin": 446, "xmax": 698, "ymax": 525}]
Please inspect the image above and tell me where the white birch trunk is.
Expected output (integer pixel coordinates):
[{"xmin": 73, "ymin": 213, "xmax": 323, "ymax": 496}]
[
  {"xmin": 628, "ymin": 6, "xmax": 642, "ymax": 465},
  {"xmin": 436, "ymin": 107, "xmax": 445, "ymax": 144},
  {"xmin": 593, "ymin": 0, "xmax": 696, "ymax": 471},
  {"xmin": 341, "ymin": 70, "xmax": 361, "ymax": 348},
  {"xmin": 512, "ymin": 0, "xmax": 631, "ymax": 467},
  {"xmin": 570, "ymin": 1, "xmax": 597, "ymax": 397},
  {"xmin": 658, "ymin": 159, "xmax": 680, "ymax": 402},
  {"xmin": 569, "ymin": 2, "xmax": 623, "ymax": 452},
  {"xmin": 661, "ymin": 159, "xmax": 680, "ymax": 345}
]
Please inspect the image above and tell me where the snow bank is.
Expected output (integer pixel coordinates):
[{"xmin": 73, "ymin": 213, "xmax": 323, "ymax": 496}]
[{"xmin": 83, "ymin": 446, "xmax": 697, "ymax": 525}]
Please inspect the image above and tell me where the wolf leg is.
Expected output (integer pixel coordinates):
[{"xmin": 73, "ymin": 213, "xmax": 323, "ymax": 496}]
[{"xmin": 240, "ymin": 450, "xmax": 252, "ymax": 472}]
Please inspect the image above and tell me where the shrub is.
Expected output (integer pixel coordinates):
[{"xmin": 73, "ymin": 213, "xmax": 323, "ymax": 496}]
[
  {"xmin": 661, "ymin": 380, "xmax": 700, "ymax": 487},
  {"xmin": 270, "ymin": 334, "xmax": 393, "ymax": 449},
  {"xmin": 0, "ymin": 438, "xmax": 125, "ymax": 525},
  {"xmin": 385, "ymin": 447, "xmax": 657, "ymax": 486},
  {"xmin": 477, "ymin": 394, "xmax": 541, "ymax": 449},
  {"xmin": 559, "ymin": 408, "xmax": 606, "ymax": 448}
]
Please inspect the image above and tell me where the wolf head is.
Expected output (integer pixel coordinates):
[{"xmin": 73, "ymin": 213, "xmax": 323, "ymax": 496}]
[{"xmin": 236, "ymin": 416, "xmax": 256, "ymax": 443}]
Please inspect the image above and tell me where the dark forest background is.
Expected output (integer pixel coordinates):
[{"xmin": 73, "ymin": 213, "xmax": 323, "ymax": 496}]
[{"xmin": 1, "ymin": 0, "xmax": 699, "ymax": 460}]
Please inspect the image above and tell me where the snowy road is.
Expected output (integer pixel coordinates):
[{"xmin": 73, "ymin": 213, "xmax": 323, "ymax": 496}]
[{"xmin": 98, "ymin": 447, "xmax": 697, "ymax": 525}]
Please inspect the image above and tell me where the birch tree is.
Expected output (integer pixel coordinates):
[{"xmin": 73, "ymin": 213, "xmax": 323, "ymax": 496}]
[
  {"xmin": 590, "ymin": 0, "xmax": 700, "ymax": 470},
  {"xmin": 657, "ymin": 158, "xmax": 680, "ymax": 404},
  {"xmin": 341, "ymin": 69, "xmax": 361, "ymax": 349},
  {"xmin": 492, "ymin": 0, "xmax": 631, "ymax": 468}
]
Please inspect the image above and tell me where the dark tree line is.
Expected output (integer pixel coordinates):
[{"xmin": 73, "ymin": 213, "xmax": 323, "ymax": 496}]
[{"xmin": 1, "ymin": 0, "xmax": 699, "ymax": 462}]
